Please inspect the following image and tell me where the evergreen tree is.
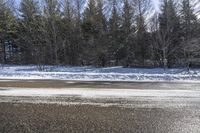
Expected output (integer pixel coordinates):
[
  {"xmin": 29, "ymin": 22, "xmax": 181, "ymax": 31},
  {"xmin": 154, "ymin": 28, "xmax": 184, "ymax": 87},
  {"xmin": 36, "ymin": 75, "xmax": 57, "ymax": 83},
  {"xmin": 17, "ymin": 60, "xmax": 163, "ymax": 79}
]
[
  {"xmin": 121, "ymin": 0, "xmax": 134, "ymax": 66},
  {"xmin": 82, "ymin": 0, "xmax": 98, "ymax": 65},
  {"xmin": 0, "ymin": 0, "xmax": 17, "ymax": 64},
  {"xmin": 74, "ymin": 0, "xmax": 85, "ymax": 65},
  {"xmin": 135, "ymin": 0, "xmax": 151, "ymax": 66},
  {"xmin": 95, "ymin": 0, "xmax": 108, "ymax": 67},
  {"xmin": 1, "ymin": 0, "xmax": 200, "ymax": 68},
  {"xmin": 108, "ymin": 0, "xmax": 123, "ymax": 66},
  {"xmin": 82, "ymin": 0, "xmax": 98, "ymax": 38},
  {"xmin": 18, "ymin": 0, "xmax": 45, "ymax": 68},
  {"xmin": 61, "ymin": 0, "xmax": 74, "ymax": 65},
  {"xmin": 61, "ymin": 0, "xmax": 81, "ymax": 65},
  {"xmin": 180, "ymin": 0, "xmax": 199, "ymax": 68}
]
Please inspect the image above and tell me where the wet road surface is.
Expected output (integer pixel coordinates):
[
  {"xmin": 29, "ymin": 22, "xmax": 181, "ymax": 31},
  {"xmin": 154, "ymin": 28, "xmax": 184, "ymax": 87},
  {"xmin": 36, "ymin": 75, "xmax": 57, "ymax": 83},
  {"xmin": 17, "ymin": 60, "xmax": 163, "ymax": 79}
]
[{"xmin": 0, "ymin": 79, "xmax": 200, "ymax": 133}]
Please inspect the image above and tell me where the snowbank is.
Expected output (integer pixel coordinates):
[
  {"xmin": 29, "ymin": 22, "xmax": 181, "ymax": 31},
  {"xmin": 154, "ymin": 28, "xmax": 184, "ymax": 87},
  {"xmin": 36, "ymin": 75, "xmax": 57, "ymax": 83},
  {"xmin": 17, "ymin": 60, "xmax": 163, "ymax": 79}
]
[{"xmin": 0, "ymin": 65, "xmax": 200, "ymax": 81}]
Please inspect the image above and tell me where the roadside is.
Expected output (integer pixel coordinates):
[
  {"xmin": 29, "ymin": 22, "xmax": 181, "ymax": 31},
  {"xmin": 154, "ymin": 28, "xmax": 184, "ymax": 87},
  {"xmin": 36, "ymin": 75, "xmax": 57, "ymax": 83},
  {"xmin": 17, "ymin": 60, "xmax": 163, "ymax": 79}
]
[{"xmin": 1, "ymin": 65, "xmax": 200, "ymax": 82}]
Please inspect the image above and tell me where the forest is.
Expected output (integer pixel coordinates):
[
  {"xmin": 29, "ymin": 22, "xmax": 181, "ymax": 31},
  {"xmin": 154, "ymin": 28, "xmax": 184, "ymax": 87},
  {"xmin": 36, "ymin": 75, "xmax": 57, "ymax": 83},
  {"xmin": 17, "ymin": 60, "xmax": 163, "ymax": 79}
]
[{"xmin": 0, "ymin": 0, "xmax": 200, "ymax": 69}]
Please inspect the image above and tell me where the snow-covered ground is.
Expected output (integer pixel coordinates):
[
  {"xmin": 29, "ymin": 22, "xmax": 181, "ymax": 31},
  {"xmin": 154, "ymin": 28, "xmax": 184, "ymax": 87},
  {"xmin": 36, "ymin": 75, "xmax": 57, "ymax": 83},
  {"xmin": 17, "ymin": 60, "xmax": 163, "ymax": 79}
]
[{"xmin": 0, "ymin": 65, "xmax": 200, "ymax": 82}]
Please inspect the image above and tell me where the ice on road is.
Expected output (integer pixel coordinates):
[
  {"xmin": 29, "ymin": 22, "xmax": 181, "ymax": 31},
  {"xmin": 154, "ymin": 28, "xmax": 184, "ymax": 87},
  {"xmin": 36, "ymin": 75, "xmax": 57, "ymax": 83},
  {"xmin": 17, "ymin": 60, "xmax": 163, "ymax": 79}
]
[
  {"xmin": 0, "ymin": 88, "xmax": 200, "ymax": 98},
  {"xmin": 1, "ymin": 81, "xmax": 200, "ymax": 133},
  {"xmin": 1, "ymin": 87, "xmax": 200, "ymax": 108},
  {"xmin": 1, "ymin": 81, "xmax": 200, "ymax": 108}
]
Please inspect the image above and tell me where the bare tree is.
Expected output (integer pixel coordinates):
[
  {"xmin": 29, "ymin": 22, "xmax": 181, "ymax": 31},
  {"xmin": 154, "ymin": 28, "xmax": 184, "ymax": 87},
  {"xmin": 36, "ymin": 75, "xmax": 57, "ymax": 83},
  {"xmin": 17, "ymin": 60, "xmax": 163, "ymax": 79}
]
[
  {"xmin": 43, "ymin": 0, "xmax": 62, "ymax": 65},
  {"xmin": 153, "ymin": 0, "xmax": 181, "ymax": 69}
]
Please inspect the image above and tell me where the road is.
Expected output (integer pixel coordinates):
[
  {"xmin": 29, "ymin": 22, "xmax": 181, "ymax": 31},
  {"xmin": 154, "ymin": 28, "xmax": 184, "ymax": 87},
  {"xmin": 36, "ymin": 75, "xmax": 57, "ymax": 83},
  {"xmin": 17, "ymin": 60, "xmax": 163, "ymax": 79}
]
[{"xmin": 0, "ymin": 79, "xmax": 200, "ymax": 133}]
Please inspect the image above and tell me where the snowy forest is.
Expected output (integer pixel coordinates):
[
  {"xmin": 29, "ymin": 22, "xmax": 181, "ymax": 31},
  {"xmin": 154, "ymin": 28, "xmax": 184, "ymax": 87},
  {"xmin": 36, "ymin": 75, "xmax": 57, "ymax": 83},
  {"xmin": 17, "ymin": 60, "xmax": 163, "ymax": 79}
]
[{"xmin": 0, "ymin": 0, "xmax": 200, "ymax": 69}]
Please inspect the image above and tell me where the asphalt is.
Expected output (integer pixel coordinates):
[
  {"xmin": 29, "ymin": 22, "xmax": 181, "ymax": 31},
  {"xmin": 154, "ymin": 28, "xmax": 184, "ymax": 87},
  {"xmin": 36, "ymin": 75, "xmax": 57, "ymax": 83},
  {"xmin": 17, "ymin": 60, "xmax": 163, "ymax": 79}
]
[
  {"xmin": 0, "ymin": 79, "xmax": 200, "ymax": 133},
  {"xmin": 0, "ymin": 79, "xmax": 200, "ymax": 89}
]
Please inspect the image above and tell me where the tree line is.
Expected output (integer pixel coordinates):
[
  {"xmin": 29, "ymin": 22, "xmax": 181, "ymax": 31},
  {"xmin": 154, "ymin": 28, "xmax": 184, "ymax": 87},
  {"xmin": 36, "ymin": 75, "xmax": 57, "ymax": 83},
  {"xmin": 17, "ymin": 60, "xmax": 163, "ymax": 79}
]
[{"xmin": 0, "ymin": 0, "xmax": 200, "ymax": 69}]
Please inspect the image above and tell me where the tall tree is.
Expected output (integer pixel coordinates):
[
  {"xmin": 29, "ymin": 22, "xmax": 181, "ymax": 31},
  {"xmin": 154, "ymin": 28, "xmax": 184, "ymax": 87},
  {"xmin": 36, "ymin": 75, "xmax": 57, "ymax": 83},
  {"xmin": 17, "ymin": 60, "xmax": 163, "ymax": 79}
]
[
  {"xmin": 121, "ymin": 0, "xmax": 134, "ymax": 66},
  {"xmin": 0, "ymin": 0, "xmax": 17, "ymax": 64},
  {"xmin": 134, "ymin": 0, "xmax": 151, "ymax": 66},
  {"xmin": 43, "ymin": 0, "xmax": 62, "ymax": 65},
  {"xmin": 157, "ymin": 0, "xmax": 181, "ymax": 68},
  {"xmin": 60, "ymin": 0, "xmax": 81, "ymax": 65},
  {"xmin": 108, "ymin": 0, "xmax": 122, "ymax": 66},
  {"xmin": 82, "ymin": 0, "xmax": 98, "ymax": 65},
  {"xmin": 180, "ymin": 0, "xmax": 199, "ymax": 69},
  {"xmin": 95, "ymin": 0, "xmax": 108, "ymax": 66},
  {"xmin": 18, "ymin": 0, "xmax": 45, "ymax": 69},
  {"xmin": 74, "ymin": 0, "xmax": 85, "ymax": 65}
]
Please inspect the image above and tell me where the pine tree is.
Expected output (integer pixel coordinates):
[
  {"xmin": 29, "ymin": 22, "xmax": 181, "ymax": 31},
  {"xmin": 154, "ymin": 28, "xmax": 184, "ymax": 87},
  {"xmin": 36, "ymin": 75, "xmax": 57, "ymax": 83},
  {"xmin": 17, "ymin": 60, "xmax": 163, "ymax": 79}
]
[
  {"xmin": 122, "ymin": 0, "xmax": 132, "ymax": 36},
  {"xmin": 82, "ymin": 0, "xmax": 98, "ymax": 65},
  {"xmin": 74, "ymin": 0, "xmax": 84, "ymax": 65},
  {"xmin": 121, "ymin": 0, "xmax": 134, "ymax": 66},
  {"xmin": 60, "ymin": 0, "xmax": 73, "ymax": 65},
  {"xmin": 82, "ymin": 0, "xmax": 98, "ymax": 37},
  {"xmin": 95, "ymin": 0, "xmax": 108, "ymax": 66},
  {"xmin": 61, "ymin": 0, "xmax": 81, "ymax": 65},
  {"xmin": 18, "ymin": 0, "xmax": 45, "ymax": 69},
  {"xmin": 1, "ymin": 0, "xmax": 200, "ymax": 68},
  {"xmin": 108, "ymin": 0, "xmax": 123, "ymax": 66},
  {"xmin": 0, "ymin": 0, "xmax": 17, "ymax": 64},
  {"xmin": 134, "ymin": 0, "xmax": 151, "ymax": 66},
  {"xmin": 180, "ymin": 0, "xmax": 199, "ymax": 69},
  {"xmin": 96, "ymin": 0, "xmax": 107, "ymax": 34}
]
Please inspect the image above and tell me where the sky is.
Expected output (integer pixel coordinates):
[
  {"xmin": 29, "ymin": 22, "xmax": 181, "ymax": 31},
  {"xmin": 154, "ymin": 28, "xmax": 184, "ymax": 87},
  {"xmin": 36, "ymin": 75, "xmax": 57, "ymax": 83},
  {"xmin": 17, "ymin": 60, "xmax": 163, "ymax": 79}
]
[
  {"xmin": 152, "ymin": 0, "xmax": 161, "ymax": 12},
  {"xmin": 15, "ymin": 0, "xmax": 161, "ymax": 11},
  {"xmin": 152, "ymin": 0, "xmax": 200, "ymax": 18}
]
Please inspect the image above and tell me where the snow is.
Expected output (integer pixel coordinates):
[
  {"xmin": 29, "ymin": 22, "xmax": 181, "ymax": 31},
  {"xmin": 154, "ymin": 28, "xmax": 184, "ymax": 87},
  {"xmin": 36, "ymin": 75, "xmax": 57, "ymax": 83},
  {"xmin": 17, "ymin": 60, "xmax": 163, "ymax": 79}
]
[
  {"xmin": 1, "ymin": 88, "xmax": 200, "ymax": 98},
  {"xmin": 1, "ymin": 87, "xmax": 200, "ymax": 108},
  {"xmin": 0, "ymin": 65, "xmax": 200, "ymax": 81}
]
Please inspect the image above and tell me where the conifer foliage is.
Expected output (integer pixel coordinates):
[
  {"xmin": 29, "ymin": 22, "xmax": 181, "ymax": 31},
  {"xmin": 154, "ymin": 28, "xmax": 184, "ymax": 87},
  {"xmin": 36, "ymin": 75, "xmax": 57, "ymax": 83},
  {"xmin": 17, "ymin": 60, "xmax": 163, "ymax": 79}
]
[{"xmin": 0, "ymin": 0, "xmax": 200, "ymax": 68}]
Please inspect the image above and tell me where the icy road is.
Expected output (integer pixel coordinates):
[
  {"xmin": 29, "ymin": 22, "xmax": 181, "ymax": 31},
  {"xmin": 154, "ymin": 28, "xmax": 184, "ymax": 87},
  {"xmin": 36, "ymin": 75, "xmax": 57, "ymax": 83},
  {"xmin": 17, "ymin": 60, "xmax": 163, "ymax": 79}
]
[
  {"xmin": 1, "ymin": 80, "xmax": 200, "ymax": 133},
  {"xmin": 0, "ymin": 80, "xmax": 200, "ymax": 107}
]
